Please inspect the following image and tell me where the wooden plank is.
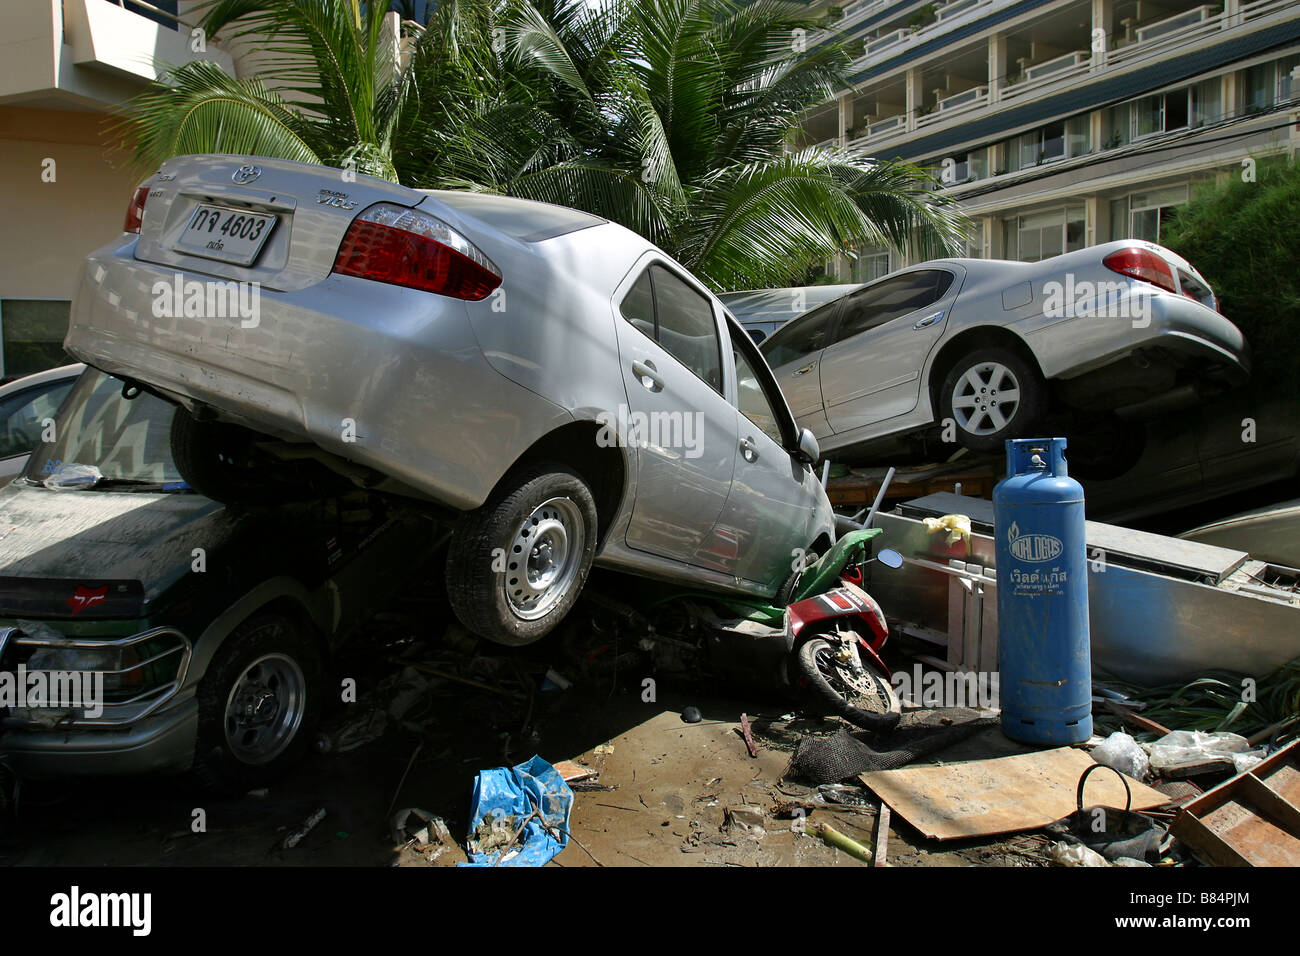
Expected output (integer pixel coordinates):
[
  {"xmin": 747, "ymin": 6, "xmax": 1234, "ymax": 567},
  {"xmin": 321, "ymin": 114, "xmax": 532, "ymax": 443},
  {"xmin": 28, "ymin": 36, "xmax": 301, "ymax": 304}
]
[
  {"xmin": 873, "ymin": 804, "xmax": 891, "ymax": 867},
  {"xmin": 859, "ymin": 747, "xmax": 1169, "ymax": 841},
  {"xmin": 1170, "ymin": 740, "xmax": 1300, "ymax": 867}
]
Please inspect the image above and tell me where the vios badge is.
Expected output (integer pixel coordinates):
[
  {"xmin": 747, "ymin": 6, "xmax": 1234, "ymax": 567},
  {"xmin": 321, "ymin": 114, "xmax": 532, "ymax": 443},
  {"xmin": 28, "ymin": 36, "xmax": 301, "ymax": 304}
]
[{"xmin": 232, "ymin": 164, "xmax": 263, "ymax": 184}]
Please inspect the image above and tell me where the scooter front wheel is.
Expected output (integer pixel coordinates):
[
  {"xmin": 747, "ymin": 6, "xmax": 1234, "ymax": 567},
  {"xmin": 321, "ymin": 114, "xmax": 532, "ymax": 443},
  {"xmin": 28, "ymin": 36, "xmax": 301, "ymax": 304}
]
[{"xmin": 797, "ymin": 637, "xmax": 901, "ymax": 732}]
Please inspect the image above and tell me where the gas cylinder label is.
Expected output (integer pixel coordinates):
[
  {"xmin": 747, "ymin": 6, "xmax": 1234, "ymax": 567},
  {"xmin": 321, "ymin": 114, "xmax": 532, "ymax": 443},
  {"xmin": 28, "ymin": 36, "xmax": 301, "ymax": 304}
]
[{"xmin": 1007, "ymin": 522, "xmax": 1063, "ymax": 562}]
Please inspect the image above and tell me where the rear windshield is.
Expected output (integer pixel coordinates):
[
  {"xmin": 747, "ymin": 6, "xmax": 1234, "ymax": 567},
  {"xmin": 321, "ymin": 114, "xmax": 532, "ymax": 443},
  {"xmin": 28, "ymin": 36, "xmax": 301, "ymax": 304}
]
[{"xmin": 422, "ymin": 191, "xmax": 607, "ymax": 242}]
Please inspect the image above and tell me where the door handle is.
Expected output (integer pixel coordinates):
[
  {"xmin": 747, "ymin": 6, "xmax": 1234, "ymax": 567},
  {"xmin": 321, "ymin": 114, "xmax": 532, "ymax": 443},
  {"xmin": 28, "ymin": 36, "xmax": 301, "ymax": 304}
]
[
  {"xmin": 793, "ymin": 362, "xmax": 817, "ymax": 376},
  {"xmin": 740, "ymin": 437, "xmax": 759, "ymax": 463},
  {"xmin": 631, "ymin": 359, "xmax": 664, "ymax": 392},
  {"xmin": 913, "ymin": 310, "xmax": 944, "ymax": 330}
]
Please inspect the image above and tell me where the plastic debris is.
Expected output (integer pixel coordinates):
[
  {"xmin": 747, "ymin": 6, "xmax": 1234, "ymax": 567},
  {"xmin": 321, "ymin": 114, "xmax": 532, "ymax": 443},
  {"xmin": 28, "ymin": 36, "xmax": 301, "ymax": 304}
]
[
  {"xmin": 922, "ymin": 513, "xmax": 971, "ymax": 547},
  {"xmin": 462, "ymin": 755, "xmax": 574, "ymax": 867},
  {"xmin": 681, "ymin": 706, "xmax": 702, "ymax": 723},
  {"xmin": 281, "ymin": 807, "xmax": 327, "ymax": 850},
  {"xmin": 1091, "ymin": 731, "xmax": 1149, "ymax": 780},
  {"xmin": 1146, "ymin": 730, "xmax": 1267, "ymax": 775},
  {"xmin": 1050, "ymin": 841, "xmax": 1108, "ymax": 867}
]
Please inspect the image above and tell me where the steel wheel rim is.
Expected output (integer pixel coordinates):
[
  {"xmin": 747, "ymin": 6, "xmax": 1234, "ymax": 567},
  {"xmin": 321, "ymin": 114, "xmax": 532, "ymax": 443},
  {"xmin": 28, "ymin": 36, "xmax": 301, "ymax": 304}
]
[
  {"xmin": 505, "ymin": 496, "xmax": 585, "ymax": 621},
  {"xmin": 814, "ymin": 643, "xmax": 891, "ymax": 712},
  {"xmin": 950, "ymin": 361, "xmax": 1021, "ymax": 436},
  {"xmin": 223, "ymin": 652, "xmax": 306, "ymax": 765}
]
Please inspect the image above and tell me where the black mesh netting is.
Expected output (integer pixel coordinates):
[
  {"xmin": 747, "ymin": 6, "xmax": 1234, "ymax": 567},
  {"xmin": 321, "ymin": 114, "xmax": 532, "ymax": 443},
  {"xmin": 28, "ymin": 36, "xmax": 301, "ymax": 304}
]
[{"xmin": 783, "ymin": 708, "xmax": 1000, "ymax": 784}]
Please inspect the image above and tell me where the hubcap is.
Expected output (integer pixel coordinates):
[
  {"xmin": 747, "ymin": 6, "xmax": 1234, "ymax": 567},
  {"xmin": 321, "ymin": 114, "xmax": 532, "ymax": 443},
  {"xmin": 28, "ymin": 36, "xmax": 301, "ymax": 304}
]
[
  {"xmin": 950, "ymin": 361, "xmax": 1021, "ymax": 436},
  {"xmin": 504, "ymin": 497, "xmax": 585, "ymax": 621},
  {"xmin": 223, "ymin": 653, "xmax": 306, "ymax": 765}
]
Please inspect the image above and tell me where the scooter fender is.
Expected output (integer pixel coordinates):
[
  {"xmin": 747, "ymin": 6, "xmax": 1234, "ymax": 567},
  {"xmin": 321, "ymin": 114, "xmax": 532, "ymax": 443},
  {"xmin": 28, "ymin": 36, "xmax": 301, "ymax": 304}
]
[{"xmin": 787, "ymin": 581, "xmax": 890, "ymax": 665}]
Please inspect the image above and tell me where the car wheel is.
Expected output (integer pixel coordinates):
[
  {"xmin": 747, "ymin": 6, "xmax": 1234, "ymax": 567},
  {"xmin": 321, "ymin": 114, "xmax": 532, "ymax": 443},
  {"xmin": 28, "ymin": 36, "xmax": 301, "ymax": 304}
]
[
  {"xmin": 939, "ymin": 347, "xmax": 1046, "ymax": 452},
  {"xmin": 171, "ymin": 407, "xmax": 347, "ymax": 505},
  {"xmin": 1066, "ymin": 414, "xmax": 1147, "ymax": 481},
  {"xmin": 446, "ymin": 463, "xmax": 598, "ymax": 647},
  {"xmin": 193, "ymin": 612, "xmax": 323, "ymax": 792}
]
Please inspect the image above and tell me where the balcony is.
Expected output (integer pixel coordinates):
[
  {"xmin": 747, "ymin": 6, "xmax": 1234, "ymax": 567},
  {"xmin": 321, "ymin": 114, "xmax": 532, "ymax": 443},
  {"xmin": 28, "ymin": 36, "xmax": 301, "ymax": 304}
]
[
  {"xmin": 1136, "ymin": 5, "xmax": 1218, "ymax": 44},
  {"xmin": 936, "ymin": 84, "xmax": 989, "ymax": 112},
  {"xmin": 64, "ymin": 0, "xmax": 234, "ymax": 85}
]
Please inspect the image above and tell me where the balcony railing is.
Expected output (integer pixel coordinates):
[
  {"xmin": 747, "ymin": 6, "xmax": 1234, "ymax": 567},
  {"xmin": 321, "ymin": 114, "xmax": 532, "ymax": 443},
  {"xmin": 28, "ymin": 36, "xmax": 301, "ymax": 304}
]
[
  {"xmin": 1023, "ymin": 49, "xmax": 1090, "ymax": 82},
  {"xmin": 936, "ymin": 84, "xmax": 989, "ymax": 112},
  {"xmin": 1136, "ymin": 5, "xmax": 1217, "ymax": 43}
]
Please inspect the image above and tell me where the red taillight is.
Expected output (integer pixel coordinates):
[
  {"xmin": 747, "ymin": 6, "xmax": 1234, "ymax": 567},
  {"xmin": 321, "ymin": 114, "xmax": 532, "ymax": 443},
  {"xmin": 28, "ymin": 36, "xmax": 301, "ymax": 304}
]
[
  {"xmin": 333, "ymin": 202, "xmax": 501, "ymax": 301},
  {"xmin": 1102, "ymin": 247, "xmax": 1177, "ymax": 293},
  {"xmin": 124, "ymin": 185, "xmax": 150, "ymax": 234}
]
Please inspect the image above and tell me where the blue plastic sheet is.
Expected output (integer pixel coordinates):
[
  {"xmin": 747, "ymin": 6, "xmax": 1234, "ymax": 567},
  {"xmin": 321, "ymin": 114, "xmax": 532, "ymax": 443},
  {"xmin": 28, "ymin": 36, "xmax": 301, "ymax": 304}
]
[{"xmin": 460, "ymin": 755, "xmax": 574, "ymax": 867}]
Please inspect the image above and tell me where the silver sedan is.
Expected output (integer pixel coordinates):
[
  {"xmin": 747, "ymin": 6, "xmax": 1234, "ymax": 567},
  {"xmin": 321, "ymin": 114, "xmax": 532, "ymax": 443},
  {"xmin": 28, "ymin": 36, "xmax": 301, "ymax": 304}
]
[
  {"xmin": 723, "ymin": 242, "xmax": 1248, "ymax": 463},
  {"xmin": 64, "ymin": 155, "xmax": 834, "ymax": 646}
]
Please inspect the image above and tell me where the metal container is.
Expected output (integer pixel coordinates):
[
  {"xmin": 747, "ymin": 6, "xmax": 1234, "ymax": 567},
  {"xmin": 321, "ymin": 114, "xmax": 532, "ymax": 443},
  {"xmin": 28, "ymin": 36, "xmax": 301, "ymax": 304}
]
[{"xmin": 993, "ymin": 438, "xmax": 1091, "ymax": 744}]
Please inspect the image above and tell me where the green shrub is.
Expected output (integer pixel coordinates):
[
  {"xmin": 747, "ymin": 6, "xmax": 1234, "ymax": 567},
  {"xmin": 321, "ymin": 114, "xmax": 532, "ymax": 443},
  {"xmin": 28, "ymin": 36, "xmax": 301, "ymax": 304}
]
[{"xmin": 1162, "ymin": 156, "xmax": 1300, "ymax": 395}]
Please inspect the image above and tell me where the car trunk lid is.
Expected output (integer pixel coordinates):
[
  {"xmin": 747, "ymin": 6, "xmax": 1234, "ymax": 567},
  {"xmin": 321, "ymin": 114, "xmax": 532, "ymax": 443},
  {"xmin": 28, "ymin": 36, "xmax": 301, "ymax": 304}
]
[{"xmin": 133, "ymin": 155, "xmax": 427, "ymax": 292}]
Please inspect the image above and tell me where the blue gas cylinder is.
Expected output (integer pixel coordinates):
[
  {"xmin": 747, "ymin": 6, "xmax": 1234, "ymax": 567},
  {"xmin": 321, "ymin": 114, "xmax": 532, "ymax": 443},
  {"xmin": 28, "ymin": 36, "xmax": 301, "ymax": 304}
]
[{"xmin": 993, "ymin": 437, "xmax": 1092, "ymax": 745}]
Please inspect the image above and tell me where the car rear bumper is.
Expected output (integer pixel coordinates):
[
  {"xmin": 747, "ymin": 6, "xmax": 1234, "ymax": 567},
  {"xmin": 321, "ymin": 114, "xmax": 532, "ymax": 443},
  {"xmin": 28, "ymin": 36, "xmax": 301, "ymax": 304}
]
[
  {"xmin": 1031, "ymin": 290, "xmax": 1251, "ymax": 384},
  {"xmin": 65, "ymin": 237, "xmax": 570, "ymax": 512}
]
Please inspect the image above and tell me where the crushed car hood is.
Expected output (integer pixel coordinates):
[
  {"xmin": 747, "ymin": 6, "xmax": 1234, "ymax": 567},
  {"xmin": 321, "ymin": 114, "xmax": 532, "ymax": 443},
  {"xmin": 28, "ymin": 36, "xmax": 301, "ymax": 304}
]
[{"xmin": 0, "ymin": 483, "xmax": 239, "ymax": 613}]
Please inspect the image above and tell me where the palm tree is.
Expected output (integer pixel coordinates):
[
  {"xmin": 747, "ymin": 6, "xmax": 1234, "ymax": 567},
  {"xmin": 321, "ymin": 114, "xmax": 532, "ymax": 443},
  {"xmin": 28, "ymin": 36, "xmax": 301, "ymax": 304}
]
[
  {"xmin": 397, "ymin": 0, "xmax": 968, "ymax": 289},
  {"xmin": 120, "ymin": 0, "xmax": 498, "ymax": 182},
  {"xmin": 121, "ymin": 0, "xmax": 967, "ymax": 289}
]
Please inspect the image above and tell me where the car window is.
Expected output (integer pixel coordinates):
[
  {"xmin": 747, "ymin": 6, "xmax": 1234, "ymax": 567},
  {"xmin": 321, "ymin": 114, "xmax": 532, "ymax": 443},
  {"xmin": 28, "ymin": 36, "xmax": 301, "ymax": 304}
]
[
  {"xmin": 620, "ymin": 265, "xmax": 724, "ymax": 395},
  {"xmin": 833, "ymin": 270, "xmax": 954, "ymax": 343},
  {"xmin": 0, "ymin": 379, "xmax": 74, "ymax": 459},
  {"xmin": 759, "ymin": 301, "xmax": 838, "ymax": 368},
  {"xmin": 25, "ymin": 370, "xmax": 183, "ymax": 485},
  {"xmin": 733, "ymin": 346, "xmax": 784, "ymax": 446}
]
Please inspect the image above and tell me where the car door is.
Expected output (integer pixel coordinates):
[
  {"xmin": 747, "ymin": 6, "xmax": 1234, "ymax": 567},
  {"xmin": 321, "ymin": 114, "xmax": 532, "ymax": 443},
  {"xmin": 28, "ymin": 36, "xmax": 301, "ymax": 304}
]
[
  {"xmin": 819, "ymin": 267, "xmax": 964, "ymax": 434},
  {"xmin": 757, "ymin": 299, "xmax": 843, "ymax": 439},
  {"xmin": 613, "ymin": 260, "xmax": 739, "ymax": 565},
  {"xmin": 706, "ymin": 319, "xmax": 822, "ymax": 589}
]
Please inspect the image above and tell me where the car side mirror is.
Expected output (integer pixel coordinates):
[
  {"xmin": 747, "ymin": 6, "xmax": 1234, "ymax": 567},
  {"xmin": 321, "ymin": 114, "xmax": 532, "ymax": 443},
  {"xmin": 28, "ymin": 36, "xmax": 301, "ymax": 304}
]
[{"xmin": 794, "ymin": 427, "xmax": 819, "ymax": 465}]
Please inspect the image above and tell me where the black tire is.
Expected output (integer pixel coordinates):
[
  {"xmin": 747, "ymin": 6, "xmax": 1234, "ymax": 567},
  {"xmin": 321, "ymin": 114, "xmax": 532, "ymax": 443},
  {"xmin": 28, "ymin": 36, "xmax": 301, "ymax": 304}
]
[
  {"xmin": 170, "ymin": 408, "xmax": 347, "ymax": 505},
  {"xmin": 446, "ymin": 463, "xmax": 597, "ymax": 647},
  {"xmin": 776, "ymin": 548, "xmax": 819, "ymax": 606},
  {"xmin": 796, "ymin": 636, "xmax": 901, "ymax": 732},
  {"xmin": 939, "ymin": 347, "xmax": 1046, "ymax": 453},
  {"xmin": 193, "ymin": 612, "xmax": 323, "ymax": 792},
  {"xmin": 1065, "ymin": 414, "xmax": 1147, "ymax": 481}
]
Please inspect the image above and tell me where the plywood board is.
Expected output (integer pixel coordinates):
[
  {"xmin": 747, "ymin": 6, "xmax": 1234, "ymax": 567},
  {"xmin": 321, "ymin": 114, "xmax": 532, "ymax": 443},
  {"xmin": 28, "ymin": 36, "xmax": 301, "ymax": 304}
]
[{"xmin": 859, "ymin": 746, "xmax": 1169, "ymax": 841}]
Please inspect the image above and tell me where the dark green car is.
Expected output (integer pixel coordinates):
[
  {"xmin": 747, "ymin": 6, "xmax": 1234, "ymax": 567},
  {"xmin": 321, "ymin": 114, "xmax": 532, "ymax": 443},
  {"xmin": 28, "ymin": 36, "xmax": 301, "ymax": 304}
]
[{"xmin": 0, "ymin": 369, "xmax": 443, "ymax": 788}]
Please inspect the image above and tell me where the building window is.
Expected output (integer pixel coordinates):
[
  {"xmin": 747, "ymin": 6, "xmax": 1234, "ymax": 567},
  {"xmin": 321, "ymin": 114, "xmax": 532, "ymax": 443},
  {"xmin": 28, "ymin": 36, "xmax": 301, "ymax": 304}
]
[
  {"xmin": 0, "ymin": 300, "xmax": 73, "ymax": 381},
  {"xmin": 1134, "ymin": 88, "xmax": 1193, "ymax": 139},
  {"xmin": 1110, "ymin": 185, "xmax": 1189, "ymax": 243},
  {"xmin": 851, "ymin": 247, "xmax": 891, "ymax": 283},
  {"xmin": 1007, "ymin": 116, "xmax": 1090, "ymax": 171},
  {"xmin": 1003, "ymin": 206, "xmax": 1086, "ymax": 262},
  {"xmin": 964, "ymin": 220, "xmax": 984, "ymax": 259}
]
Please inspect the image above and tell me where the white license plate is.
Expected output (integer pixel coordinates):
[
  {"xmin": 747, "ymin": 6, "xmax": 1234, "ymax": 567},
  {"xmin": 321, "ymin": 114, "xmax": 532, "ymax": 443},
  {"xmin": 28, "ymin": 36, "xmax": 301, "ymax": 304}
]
[{"xmin": 174, "ymin": 203, "xmax": 277, "ymax": 266}]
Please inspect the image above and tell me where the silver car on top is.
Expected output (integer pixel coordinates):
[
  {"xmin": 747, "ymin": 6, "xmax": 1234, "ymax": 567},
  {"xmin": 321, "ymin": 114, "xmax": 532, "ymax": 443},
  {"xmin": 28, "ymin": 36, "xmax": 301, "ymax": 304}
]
[
  {"xmin": 723, "ymin": 243, "xmax": 1248, "ymax": 463},
  {"xmin": 64, "ymin": 155, "xmax": 834, "ymax": 646}
]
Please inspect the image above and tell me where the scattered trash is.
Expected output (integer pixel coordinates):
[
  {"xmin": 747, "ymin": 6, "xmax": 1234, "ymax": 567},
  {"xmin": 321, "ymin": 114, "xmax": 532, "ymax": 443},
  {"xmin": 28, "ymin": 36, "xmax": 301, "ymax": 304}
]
[
  {"xmin": 1050, "ymin": 841, "xmax": 1108, "ymax": 867},
  {"xmin": 682, "ymin": 706, "xmax": 702, "ymax": 724},
  {"xmin": 1046, "ymin": 764, "xmax": 1168, "ymax": 864},
  {"xmin": 281, "ymin": 807, "xmax": 327, "ymax": 850},
  {"xmin": 552, "ymin": 760, "xmax": 598, "ymax": 783},
  {"xmin": 1146, "ymin": 730, "xmax": 1266, "ymax": 777},
  {"xmin": 540, "ymin": 668, "xmax": 572, "ymax": 691},
  {"xmin": 391, "ymin": 807, "xmax": 450, "ymax": 847},
  {"xmin": 462, "ymin": 755, "xmax": 574, "ymax": 867},
  {"xmin": 1091, "ymin": 731, "xmax": 1149, "ymax": 779},
  {"xmin": 813, "ymin": 822, "xmax": 873, "ymax": 863}
]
